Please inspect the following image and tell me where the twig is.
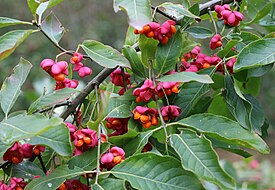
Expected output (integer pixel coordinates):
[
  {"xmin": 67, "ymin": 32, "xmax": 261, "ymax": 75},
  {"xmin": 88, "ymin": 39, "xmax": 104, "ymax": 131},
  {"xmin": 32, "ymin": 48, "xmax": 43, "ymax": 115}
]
[
  {"xmin": 151, "ymin": 5, "xmax": 178, "ymax": 23},
  {"xmin": 60, "ymin": 67, "xmax": 116, "ymax": 120},
  {"xmin": 37, "ymin": 154, "xmax": 47, "ymax": 174},
  {"xmin": 199, "ymin": 0, "xmax": 242, "ymax": 15},
  {"xmin": 73, "ymin": 103, "xmax": 82, "ymax": 126},
  {"xmin": 33, "ymin": 22, "xmax": 92, "ymax": 60},
  {"xmin": 120, "ymin": 67, "xmax": 128, "ymax": 91},
  {"xmin": 208, "ymin": 8, "xmax": 218, "ymax": 34},
  {"xmin": 86, "ymin": 175, "xmax": 90, "ymax": 186},
  {"xmin": 95, "ymin": 124, "xmax": 102, "ymax": 184},
  {"xmin": 36, "ymin": 101, "xmax": 71, "ymax": 114},
  {"xmin": 95, "ymin": 87, "xmax": 102, "ymax": 184},
  {"xmin": 0, "ymin": 162, "xmax": 11, "ymax": 169},
  {"xmin": 151, "ymin": 0, "xmax": 241, "ymax": 21}
]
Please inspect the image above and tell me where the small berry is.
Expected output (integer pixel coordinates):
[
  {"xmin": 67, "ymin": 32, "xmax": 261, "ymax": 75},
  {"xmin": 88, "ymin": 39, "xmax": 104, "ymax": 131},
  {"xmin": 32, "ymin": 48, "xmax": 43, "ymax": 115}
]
[{"xmin": 210, "ymin": 34, "xmax": 223, "ymax": 50}]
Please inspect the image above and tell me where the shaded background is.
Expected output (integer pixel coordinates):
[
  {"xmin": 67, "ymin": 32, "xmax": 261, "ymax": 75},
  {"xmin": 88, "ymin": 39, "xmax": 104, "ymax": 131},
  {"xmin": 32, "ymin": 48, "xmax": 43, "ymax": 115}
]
[{"xmin": 0, "ymin": 0, "xmax": 274, "ymax": 164}]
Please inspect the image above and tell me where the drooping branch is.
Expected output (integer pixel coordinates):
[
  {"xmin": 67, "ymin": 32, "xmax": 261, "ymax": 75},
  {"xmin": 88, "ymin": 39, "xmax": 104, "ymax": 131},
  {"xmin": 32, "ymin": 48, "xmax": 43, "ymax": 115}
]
[
  {"xmin": 60, "ymin": 67, "xmax": 116, "ymax": 119},
  {"xmin": 33, "ymin": 22, "xmax": 92, "ymax": 60},
  {"xmin": 199, "ymin": 0, "xmax": 242, "ymax": 15},
  {"xmin": 151, "ymin": 5, "xmax": 178, "ymax": 23},
  {"xmin": 37, "ymin": 101, "xmax": 71, "ymax": 114}
]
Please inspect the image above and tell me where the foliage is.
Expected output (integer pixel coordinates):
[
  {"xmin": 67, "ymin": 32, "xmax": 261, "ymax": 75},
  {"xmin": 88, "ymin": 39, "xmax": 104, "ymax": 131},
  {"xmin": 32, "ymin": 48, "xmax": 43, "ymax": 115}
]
[{"xmin": 0, "ymin": 0, "xmax": 274, "ymax": 189}]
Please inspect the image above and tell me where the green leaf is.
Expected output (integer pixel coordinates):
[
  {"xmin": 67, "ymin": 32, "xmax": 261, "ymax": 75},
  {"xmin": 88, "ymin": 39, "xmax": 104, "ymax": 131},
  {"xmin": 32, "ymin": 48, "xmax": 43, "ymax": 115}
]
[
  {"xmin": 171, "ymin": 129, "xmax": 235, "ymax": 190},
  {"xmin": 0, "ymin": 17, "xmax": 31, "ymax": 28},
  {"xmin": 81, "ymin": 40, "xmax": 130, "ymax": 68},
  {"xmin": 239, "ymin": 31, "xmax": 261, "ymax": 44},
  {"xmin": 27, "ymin": 0, "xmax": 40, "ymax": 16},
  {"xmin": 225, "ymin": 74, "xmax": 251, "ymax": 129},
  {"xmin": 28, "ymin": 88, "xmax": 77, "ymax": 114},
  {"xmin": 124, "ymin": 26, "xmax": 139, "ymax": 46},
  {"xmin": 29, "ymin": 124, "xmax": 72, "ymax": 156},
  {"xmin": 108, "ymin": 129, "xmax": 139, "ymax": 147},
  {"xmin": 139, "ymin": 34, "xmax": 159, "ymax": 66},
  {"xmin": 25, "ymin": 165, "xmax": 85, "ymax": 190},
  {"xmin": 158, "ymin": 72, "xmax": 213, "ymax": 84},
  {"xmin": 264, "ymin": 32, "xmax": 275, "ymax": 39},
  {"xmin": 246, "ymin": 0, "xmax": 267, "ymax": 19},
  {"xmin": 6, "ymin": 161, "xmax": 45, "ymax": 179},
  {"xmin": 247, "ymin": 64, "xmax": 273, "ymax": 78},
  {"xmin": 210, "ymin": 138, "xmax": 252, "ymax": 158},
  {"xmin": 122, "ymin": 45, "xmax": 147, "ymax": 78},
  {"xmin": 158, "ymin": 2, "xmax": 199, "ymax": 20},
  {"xmin": 124, "ymin": 128, "xmax": 160, "ymax": 156},
  {"xmin": 232, "ymin": 31, "xmax": 261, "ymax": 51},
  {"xmin": 0, "ymin": 114, "xmax": 63, "ymax": 145},
  {"xmin": 217, "ymin": 40, "xmax": 238, "ymax": 58},
  {"xmin": 235, "ymin": 77, "xmax": 261, "ymax": 96},
  {"xmin": 105, "ymin": 96, "xmax": 132, "ymax": 119},
  {"xmin": 186, "ymin": 26, "xmax": 213, "ymax": 39},
  {"xmin": 0, "ymin": 141, "xmax": 9, "ymax": 158},
  {"xmin": 0, "ymin": 58, "xmax": 32, "ymax": 117},
  {"xmin": 47, "ymin": 0, "xmax": 64, "ymax": 9},
  {"xmin": 99, "ymin": 178, "xmax": 125, "ymax": 190},
  {"xmin": 150, "ymin": 137, "xmax": 180, "ymax": 159},
  {"xmin": 32, "ymin": 0, "xmax": 64, "ymax": 18},
  {"xmin": 0, "ymin": 30, "xmax": 34, "ymax": 62},
  {"xmin": 181, "ymin": 32, "xmax": 200, "ymax": 54},
  {"xmin": 36, "ymin": 2, "xmax": 48, "ymax": 18},
  {"xmin": 68, "ymin": 143, "xmax": 110, "ymax": 170},
  {"xmin": 189, "ymin": 96, "xmax": 212, "ymax": 115},
  {"xmin": 210, "ymin": 73, "xmax": 224, "ymax": 91},
  {"xmin": 180, "ymin": 3, "xmax": 200, "ymax": 28},
  {"xmin": 111, "ymin": 153, "xmax": 204, "ymax": 190},
  {"xmin": 244, "ymin": 95, "xmax": 265, "ymax": 135},
  {"xmin": 208, "ymin": 95, "xmax": 235, "ymax": 120},
  {"xmin": 113, "ymin": 0, "xmax": 152, "ymax": 30},
  {"xmin": 234, "ymin": 38, "xmax": 275, "ymax": 71},
  {"xmin": 105, "ymin": 104, "xmax": 131, "ymax": 119},
  {"xmin": 41, "ymin": 12, "xmax": 65, "ymax": 44},
  {"xmin": 245, "ymin": 2, "xmax": 272, "ymax": 25},
  {"xmin": 92, "ymin": 184, "xmax": 104, "ymax": 190},
  {"xmin": 169, "ymin": 113, "xmax": 269, "ymax": 154},
  {"xmin": 173, "ymin": 82, "xmax": 209, "ymax": 119},
  {"xmin": 155, "ymin": 30, "xmax": 183, "ymax": 76},
  {"xmin": 182, "ymin": 0, "xmax": 191, "ymax": 8}
]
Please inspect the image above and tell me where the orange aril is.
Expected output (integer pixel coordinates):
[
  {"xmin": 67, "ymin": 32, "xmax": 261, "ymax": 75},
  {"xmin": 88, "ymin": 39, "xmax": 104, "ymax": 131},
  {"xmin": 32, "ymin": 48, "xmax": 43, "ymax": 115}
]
[
  {"xmin": 83, "ymin": 137, "xmax": 91, "ymax": 144},
  {"xmin": 53, "ymin": 73, "xmax": 65, "ymax": 82},
  {"xmin": 76, "ymin": 139, "xmax": 84, "ymax": 147},
  {"xmin": 151, "ymin": 117, "xmax": 158, "ymax": 126},
  {"xmin": 140, "ymin": 115, "xmax": 150, "ymax": 123},
  {"xmin": 142, "ymin": 121, "xmax": 151, "ymax": 129},
  {"xmin": 134, "ymin": 112, "xmax": 141, "ymax": 120}
]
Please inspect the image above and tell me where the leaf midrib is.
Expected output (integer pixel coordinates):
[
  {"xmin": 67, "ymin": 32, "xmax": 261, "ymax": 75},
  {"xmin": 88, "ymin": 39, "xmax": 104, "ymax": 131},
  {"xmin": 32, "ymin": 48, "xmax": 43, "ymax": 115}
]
[
  {"xmin": 111, "ymin": 171, "xmax": 189, "ymax": 189},
  {"xmin": 82, "ymin": 44, "xmax": 125, "ymax": 67},
  {"xmin": 174, "ymin": 134, "xmax": 215, "ymax": 178}
]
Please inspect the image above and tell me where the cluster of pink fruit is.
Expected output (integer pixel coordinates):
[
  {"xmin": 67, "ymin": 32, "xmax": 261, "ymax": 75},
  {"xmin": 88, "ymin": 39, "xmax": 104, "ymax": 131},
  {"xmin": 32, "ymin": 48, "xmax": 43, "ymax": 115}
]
[
  {"xmin": 40, "ymin": 53, "xmax": 92, "ymax": 90},
  {"xmin": 109, "ymin": 68, "xmax": 182, "ymax": 130},
  {"xmin": 64, "ymin": 122, "xmax": 125, "ymax": 171},
  {"xmin": 0, "ymin": 177, "xmax": 27, "ymax": 190},
  {"xmin": 215, "ymin": 4, "xmax": 244, "ymax": 26},
  {"xmin": 134, "ymin": 20, "xmax": 177, "ymax": 44},
  {"xmin": 181, "ymin": 44, "xmax": 236, "ymax": 74},
  {"xmin": 3, "ymin": 142, "xmax": 45, "ymax": 164}
]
